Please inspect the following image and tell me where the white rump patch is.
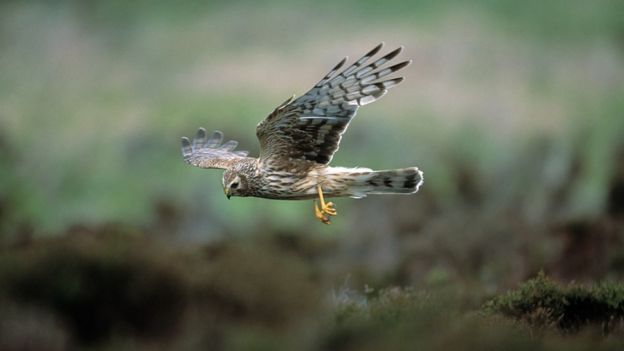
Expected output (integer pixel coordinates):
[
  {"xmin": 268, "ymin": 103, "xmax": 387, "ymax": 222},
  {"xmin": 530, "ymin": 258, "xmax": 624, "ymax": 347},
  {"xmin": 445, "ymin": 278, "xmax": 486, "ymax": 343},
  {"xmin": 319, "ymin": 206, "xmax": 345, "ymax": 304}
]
[
  {"xmin": 323, "ymin": 166, "xmax": 373, "ymax": 175},
  {"xmin": 299, "ymin": 116, "xmax": 338, "ymax": 120}
]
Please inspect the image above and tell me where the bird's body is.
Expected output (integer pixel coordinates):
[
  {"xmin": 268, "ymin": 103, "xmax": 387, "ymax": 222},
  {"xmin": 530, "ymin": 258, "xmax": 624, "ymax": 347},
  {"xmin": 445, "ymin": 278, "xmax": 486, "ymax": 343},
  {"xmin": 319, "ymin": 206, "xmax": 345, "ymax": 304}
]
[
  {"xmin": 223, "ymin": 157, "xmax": 421, "ymax": 200},
  {"xmin": 181, "ymin": 43, "xmax": 424, "ymax": 223}
]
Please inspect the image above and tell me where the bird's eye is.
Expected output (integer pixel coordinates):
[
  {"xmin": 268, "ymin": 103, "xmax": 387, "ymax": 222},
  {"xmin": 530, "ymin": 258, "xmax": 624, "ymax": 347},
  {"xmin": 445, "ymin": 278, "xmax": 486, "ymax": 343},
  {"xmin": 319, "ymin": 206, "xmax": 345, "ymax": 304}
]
[{"xmin": 230, "ymin": 182, "xmax": 239, "ymax": 189}]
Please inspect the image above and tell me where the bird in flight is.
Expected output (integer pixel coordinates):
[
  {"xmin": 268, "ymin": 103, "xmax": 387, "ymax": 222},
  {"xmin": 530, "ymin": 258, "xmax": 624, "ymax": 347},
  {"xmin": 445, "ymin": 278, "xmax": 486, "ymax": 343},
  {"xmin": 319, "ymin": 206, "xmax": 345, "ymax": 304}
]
[{"xmin": 181, "ymin": 43, "xmax": 423, "ymax": 224}]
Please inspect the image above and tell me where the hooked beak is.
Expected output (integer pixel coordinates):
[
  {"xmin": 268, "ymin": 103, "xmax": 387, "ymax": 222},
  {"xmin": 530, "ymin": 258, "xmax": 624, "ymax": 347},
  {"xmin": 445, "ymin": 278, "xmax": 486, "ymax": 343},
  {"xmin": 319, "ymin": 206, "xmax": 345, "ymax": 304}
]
[{"xmin": 223, "ymin": 186, "xmax": 231, "ymax": 200}]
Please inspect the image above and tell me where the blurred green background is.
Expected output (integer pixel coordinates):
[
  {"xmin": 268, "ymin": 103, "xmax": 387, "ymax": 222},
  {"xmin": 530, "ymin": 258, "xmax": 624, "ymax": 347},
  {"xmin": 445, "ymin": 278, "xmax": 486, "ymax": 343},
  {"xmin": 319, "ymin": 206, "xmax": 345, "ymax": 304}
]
[{"xmin": 1, "ymin": 0, "xmax": 624, "ymax": 349}]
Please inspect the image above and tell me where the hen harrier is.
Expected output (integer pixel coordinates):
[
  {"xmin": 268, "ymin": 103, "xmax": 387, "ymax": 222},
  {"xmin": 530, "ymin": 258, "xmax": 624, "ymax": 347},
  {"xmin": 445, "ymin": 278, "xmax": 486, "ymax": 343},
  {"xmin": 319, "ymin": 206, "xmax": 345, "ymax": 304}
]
[{"xmin": 181, "ymin": 43, "xmax": 423, "ymax": 224}]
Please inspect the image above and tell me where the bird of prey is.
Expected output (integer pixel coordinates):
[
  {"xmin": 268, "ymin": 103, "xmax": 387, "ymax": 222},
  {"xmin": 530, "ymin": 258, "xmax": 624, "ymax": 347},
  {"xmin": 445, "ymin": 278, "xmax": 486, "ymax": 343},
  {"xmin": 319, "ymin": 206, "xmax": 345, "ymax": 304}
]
[{"xmin": 181, "ymin": 43, "xmax": 423, "ymax": 224}]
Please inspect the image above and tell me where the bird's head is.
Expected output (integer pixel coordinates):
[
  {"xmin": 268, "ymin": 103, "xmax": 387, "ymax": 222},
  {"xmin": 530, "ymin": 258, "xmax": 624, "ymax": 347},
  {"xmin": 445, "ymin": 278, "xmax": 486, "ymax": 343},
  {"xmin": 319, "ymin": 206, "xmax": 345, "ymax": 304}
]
[{"xmin": 222, "ymin": 170, "xmax": 248, "ymax": 199}]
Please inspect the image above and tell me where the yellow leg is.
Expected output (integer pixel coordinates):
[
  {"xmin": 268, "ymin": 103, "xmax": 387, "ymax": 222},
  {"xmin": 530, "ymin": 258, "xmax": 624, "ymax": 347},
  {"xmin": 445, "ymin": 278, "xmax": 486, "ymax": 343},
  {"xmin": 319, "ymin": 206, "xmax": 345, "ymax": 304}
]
[{"xmin": 313, "ymin": 185, "xmax": 337, "ymax": 224}]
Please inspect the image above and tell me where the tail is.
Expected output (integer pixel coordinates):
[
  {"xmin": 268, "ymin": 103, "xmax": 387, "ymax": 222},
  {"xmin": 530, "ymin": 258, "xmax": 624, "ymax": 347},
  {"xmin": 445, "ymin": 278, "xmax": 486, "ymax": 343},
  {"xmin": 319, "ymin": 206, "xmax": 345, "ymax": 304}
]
[{"xmin": 327, "ymin": 167, "xmax": 424, "ymax": 198}]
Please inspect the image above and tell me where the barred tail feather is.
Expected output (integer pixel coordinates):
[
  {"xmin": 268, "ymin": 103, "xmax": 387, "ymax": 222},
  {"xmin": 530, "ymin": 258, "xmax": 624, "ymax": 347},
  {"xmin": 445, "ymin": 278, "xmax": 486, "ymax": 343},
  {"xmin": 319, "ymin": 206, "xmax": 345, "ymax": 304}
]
[{"xmin": 327, "ymin": 167, "xmax": 423, "ymax": 199}]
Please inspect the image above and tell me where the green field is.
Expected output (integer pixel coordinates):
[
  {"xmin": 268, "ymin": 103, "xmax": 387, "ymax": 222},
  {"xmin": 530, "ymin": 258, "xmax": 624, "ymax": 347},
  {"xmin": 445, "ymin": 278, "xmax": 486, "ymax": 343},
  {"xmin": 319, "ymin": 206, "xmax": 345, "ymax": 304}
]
[{"xmin": 1, "ymin": 1, "xmax": 624, "ymax": 349}]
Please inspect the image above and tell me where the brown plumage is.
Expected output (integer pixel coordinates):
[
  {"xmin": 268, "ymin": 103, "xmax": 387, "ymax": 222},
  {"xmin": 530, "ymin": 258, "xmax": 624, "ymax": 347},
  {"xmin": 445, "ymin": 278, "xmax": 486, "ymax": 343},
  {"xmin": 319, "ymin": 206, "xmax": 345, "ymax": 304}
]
[{"xmin": 181, "ymin": 43, "xmax": 423, "ymax": 223}]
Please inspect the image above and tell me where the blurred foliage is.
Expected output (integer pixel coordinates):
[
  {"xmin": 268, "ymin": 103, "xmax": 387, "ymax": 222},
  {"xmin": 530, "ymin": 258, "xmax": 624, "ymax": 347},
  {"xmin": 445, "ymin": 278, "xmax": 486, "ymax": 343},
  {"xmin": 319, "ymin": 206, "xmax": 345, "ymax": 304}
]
[
  {"xmin": 1, "ymin": 229, "xmax": 624, "ymax": 350},
  {"xmin": 0, "ymin": 225, "xmax": 189, "ymax": 344},
  {"xmin": 0, "ymin": 226, "xmax": 325, "ymax": 349},
  {"xmin": 485, "ymin": 272, "xmax": 624, "ymax": 333}
]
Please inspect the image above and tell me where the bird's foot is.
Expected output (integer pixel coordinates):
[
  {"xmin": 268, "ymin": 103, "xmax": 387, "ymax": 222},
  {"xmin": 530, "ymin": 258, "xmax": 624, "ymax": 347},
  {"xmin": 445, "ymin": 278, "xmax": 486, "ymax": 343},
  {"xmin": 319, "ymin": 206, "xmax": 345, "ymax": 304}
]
[
  {"xmin": 314, "ymin": 200, "xmax": 337, "ymax": 224},
  {"xmin": 314, "ymin": 184, "xmax": 337, "ymax": 224}
]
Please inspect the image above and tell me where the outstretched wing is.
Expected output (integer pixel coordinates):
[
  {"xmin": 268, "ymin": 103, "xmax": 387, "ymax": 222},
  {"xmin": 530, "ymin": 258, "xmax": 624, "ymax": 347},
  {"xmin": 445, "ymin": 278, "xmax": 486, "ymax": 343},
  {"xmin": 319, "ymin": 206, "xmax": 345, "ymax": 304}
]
[
  {"xmin": 256, "ymin": 43, "xmax": 410, "ymax": 165},
  {"xmin": 180, "ymin": 128, "xmax": 249, "ymax": 170}
]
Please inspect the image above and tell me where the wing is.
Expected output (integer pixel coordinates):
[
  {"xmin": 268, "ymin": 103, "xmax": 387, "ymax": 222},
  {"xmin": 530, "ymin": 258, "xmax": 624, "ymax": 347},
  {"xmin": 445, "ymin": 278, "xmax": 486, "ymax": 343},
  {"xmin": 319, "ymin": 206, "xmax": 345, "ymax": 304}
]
[
  {"xmin": 256, "ymin": 43, "xmax": 410, "ymax": 165},
  {"xmin": 180, "ymin": 128, "xmax": 249, "ymax": 170}
]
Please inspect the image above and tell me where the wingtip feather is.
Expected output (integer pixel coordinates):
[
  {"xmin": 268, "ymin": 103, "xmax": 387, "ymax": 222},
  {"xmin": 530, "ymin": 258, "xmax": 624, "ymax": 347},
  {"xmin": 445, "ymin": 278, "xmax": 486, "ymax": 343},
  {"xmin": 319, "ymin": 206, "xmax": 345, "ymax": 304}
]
[
  {"xmin": 365, "ymin": 43, "xmax": 384, "ymax": 60},
  {"xmin": 196, "ymin": 127, "xmax": 207, "ymax": 139},
  {"xmin": 384, "ymin": 46, "xmax": 403, "ymax": 61}
]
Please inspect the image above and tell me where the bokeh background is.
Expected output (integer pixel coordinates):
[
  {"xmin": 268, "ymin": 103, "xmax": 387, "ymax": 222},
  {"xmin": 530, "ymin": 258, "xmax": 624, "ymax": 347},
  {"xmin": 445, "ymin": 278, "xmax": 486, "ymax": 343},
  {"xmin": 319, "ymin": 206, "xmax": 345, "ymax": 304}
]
[{"xmin": 1, "ymin": 0, "xmax": 624, "ymax": 349}]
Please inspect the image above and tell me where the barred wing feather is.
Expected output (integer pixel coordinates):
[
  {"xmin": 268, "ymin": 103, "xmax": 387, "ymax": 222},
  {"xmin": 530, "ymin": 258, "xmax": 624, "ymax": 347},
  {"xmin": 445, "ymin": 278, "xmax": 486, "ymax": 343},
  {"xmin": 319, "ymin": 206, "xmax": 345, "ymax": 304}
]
[{"xmin": 256, "ymin": 43, "xmax": 411, "ymax": 165}]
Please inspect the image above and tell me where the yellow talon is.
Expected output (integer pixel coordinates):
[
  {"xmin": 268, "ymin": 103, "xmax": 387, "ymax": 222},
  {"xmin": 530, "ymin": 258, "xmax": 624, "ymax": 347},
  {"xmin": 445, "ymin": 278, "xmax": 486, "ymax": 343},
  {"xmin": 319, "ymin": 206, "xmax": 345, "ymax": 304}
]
[
  {"xmin": 314, "ymin": 200, "xmax": 331, "ymax": 224},
  {"xmin": 324, "ymin": 202, "xmax": 337, "ymax": 215},
  {"xmin": 314, "ymin": 185, "xmax": 337, "ymax": 224}
]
